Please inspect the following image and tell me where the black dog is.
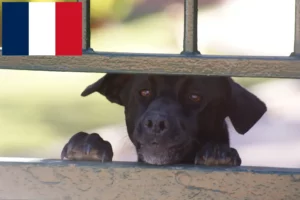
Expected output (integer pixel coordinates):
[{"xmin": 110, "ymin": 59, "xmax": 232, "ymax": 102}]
[{"xmin": 61, "ymin": 74, "xmax": 267, "ymax": 166}]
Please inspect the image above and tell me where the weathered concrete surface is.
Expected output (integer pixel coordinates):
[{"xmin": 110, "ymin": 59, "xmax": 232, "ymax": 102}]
[{"xmin": 0, "ymin": 158, "xmax": 300, "ymax": 200}]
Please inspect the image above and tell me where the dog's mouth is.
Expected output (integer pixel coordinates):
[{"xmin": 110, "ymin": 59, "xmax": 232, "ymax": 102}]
[{"xmin": 136, "ymin": 141, "xmax": 191, "ymax": 165}]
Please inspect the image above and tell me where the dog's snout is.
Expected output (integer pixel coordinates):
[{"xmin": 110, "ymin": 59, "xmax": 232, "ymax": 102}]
[{"xmin": 143, "ymin": 114, "xmax": 169, "ymax": 134}]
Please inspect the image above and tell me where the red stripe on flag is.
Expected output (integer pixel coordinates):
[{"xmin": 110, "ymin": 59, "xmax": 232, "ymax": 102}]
[{"xmin": 55, "ymin": 2, "xmax": 82, "ymax": 56}]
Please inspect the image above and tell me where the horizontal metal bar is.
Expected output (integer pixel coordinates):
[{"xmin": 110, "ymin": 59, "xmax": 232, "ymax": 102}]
[
  {"xmin": 1, "ymin": 50, "xmax": 300, "ymax": 78},
  {"xmin": 0, "ymin": 157, "xmax": 299, "ymax": 199}
]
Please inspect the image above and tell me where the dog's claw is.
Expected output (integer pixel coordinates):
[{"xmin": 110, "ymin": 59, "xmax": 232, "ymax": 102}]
[
  {"xmin": 101, "ymin": 151, "xmax": 106, "ymax": 163},
  {"xmin": 194, "ymin": 143, "xmax": 241, "ymax": 166},
  {"xmin": 61, "ymin": 143, "xmax": 68, "ymax": 160},
  {"xmin": 61, "ymin": 132, "xmax": 113, "ymax": 162},
  {"xmin": 84, "ymin": 144, "xmax": 92, "ymax": 155}
]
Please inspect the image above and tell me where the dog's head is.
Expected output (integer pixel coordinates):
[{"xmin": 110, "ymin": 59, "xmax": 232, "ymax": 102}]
[{"xmin": 82, "ymin": 74, "xmax": 266, "ymax": 165}]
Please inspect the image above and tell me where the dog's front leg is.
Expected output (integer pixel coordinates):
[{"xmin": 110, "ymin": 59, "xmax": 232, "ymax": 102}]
[{"xmin": 61, "ymin": 132, "xmax": 113, "ymax": 162}]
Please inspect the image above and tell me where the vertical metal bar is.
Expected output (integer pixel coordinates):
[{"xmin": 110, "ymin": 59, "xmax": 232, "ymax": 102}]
[
  {"xmin": 181, "ymin": 0, "xmax": 200, "ymax": 54},
  {"xmin": 292, "ymin": 0, "xmax": 300, "ymax": 56},
  {"xmin": 78, "ymin": 0, "xmax": 92, "ymax": 51}
]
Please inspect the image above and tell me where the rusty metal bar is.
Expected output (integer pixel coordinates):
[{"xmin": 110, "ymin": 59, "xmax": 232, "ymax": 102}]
[
  {"xmin": 181, "ymin": 0, "xmax": 200, "ymax": 54},
  {"xmin": 78, "ymin": 0, "xmax": 92, "ymax": 51},
  {"xmin": 0, "ymin": 158, "xmax": 300, "ymax": 200},
  {"xmin": 1, "ymin": 50, "xmax": 300, "ymax": 78}
]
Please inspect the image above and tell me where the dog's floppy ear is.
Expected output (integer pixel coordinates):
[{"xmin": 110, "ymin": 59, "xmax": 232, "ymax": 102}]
[
  {"xmin": 81, "ymin": 73, "xmax": 132, "ymax": 105},
  {"xmin": 227, "ymin": 78, "xmax": 267, "ymax": 134}
]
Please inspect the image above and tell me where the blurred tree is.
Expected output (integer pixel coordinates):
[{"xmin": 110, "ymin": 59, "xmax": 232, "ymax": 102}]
[
  {"xmin": 90, "ymin": 0, "xmax": 141, "ymax": 28},
  {"xmin": 0, "ymin": 0, "xmax": 140, "ymax": 47}
]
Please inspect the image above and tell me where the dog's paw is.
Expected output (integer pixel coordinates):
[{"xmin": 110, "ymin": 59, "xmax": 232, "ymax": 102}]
[
  {"xmin": 194, "ymin": 143, "xmax": 241, "ymax": 166},
  {"xmin": 61, "ymin": 132, "xmax": 113, "ymax": 162}
]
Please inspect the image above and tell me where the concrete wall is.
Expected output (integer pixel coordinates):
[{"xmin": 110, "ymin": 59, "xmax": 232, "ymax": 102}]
[{"xmin": 0, "ymin": 157, "xmax": 299, "ymax": 200}]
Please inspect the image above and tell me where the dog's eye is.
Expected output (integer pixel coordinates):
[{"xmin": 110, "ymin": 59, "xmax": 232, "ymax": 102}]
[
  {"xmin": 140, "ymin": 89, "xmax": 151, "ymax": 97},
  {"xmin": 188, "ymin": 93, "xmax": 201, "ymax": 102}
]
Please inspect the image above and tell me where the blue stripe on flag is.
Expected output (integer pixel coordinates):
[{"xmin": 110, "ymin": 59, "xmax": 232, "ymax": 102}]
[{"xmin": 2, "ymin": 2, "xmax": 29, "ymax": 56}]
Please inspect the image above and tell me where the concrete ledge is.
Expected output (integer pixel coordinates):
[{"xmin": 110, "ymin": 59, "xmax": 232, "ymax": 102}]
[{"xmin": 0, "ymin": 157, "xmax": 300, "ymax": 200}]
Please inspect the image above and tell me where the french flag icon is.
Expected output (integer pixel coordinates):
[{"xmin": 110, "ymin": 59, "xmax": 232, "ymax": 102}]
[{"xmin": 2, "ymin": 2, "xmax": 82, "ymax": 56}]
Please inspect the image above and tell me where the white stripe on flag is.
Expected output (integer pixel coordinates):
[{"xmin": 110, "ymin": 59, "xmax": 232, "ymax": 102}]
[{"xmin": 29, "ymin": 2, "xmax": 56, "ymax": 56}]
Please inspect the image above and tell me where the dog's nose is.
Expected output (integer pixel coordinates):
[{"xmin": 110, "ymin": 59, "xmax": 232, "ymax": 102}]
[{"xmin": 143, "ymin": 114, "xmax": 169, "ymax": 134}]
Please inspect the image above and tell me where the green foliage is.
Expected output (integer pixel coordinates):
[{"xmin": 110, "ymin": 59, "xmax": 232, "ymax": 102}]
[
  {"xmin": 91, "ymin": 0, "xmax": 139, "ymax": 21},
  {"xmin": 0, "ymin": 70, "xmax": 124, "ymax": 156},
  {"xmin": 0, "ymin": 0, "xmax": 139, "ymax": 21}
]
